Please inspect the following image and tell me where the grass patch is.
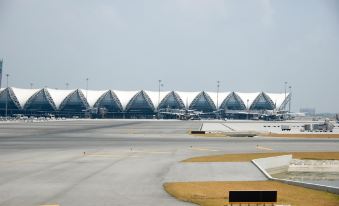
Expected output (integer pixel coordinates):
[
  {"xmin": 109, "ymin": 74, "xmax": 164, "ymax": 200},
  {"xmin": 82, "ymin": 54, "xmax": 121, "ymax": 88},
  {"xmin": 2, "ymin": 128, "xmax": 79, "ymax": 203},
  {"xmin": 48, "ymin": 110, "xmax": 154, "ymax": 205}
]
[
  {"xmin": 191, "ymin": 133, "xmax": 227, "ymax": 137},
  {"xmin": 182, "ymin": 152, "xmax": 339, "ymax": 162},
  {"xmin": 164, "ymin": 181, "xmax": 339, "ymax": 206}
]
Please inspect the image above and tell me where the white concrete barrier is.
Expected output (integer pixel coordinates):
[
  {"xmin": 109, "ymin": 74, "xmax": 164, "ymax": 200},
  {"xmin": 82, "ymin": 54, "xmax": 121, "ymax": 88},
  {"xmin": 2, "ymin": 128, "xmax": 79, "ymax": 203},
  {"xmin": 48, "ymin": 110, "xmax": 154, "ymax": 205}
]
[
  {"xmin": 252, "ymin": 155, "xmax": 339, "ymax": 194},
  {"xmin": 252, "ymin": 155, "xmax": 292, "ymax": 174}
]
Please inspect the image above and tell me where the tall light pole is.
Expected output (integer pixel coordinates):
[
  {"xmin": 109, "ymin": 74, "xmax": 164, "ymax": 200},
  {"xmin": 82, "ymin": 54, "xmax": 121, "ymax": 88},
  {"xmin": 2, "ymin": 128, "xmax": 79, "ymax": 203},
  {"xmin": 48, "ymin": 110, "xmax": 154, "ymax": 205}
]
[
  {"xmin": 216, "ymin": 80, "xmax": 220, "ymax": 119},
  {"xmin": 86, "ymin": 78, "xmax": 89, "ymax": 100},
  {"xmin": 158, "ymin": 80, "xmax": 162, "ymax": 111},
  {"xmin": 247, "ymin": 99, "xmax": 249, "ymax": 120},
  {"xmin": 85, "ymin": 78, "xmax": 89, "ymax": 118},
  {"xmin": 289, "ymin": 86, "xmax": 292, "ymax": 113},
  {"xmin": 157, "ymin": 80, "xmax": 162, "ymax": 119},
  {"xmin": 66, "ymin": 82, "xmax": 69, "ymax": 89},
  {"xmin": 216, "ymin": 81, "xmax": 220, "ymax": 109},
  {"xmin": 5, "ymin": 74, "xmax": 9, "ymax": 119},
  {"xmin": 30, "ymin": 83, "xmax": 33, "ymax": 89},
  {"xmin": 284, "ymin": 81, "xmax": 287, "ymax": 110}
]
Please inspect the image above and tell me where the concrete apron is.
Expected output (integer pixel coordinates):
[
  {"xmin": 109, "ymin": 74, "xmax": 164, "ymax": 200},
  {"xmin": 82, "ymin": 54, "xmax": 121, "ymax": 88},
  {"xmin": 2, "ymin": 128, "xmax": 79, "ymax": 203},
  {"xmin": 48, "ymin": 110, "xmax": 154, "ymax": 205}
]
[{"xmin": 164, "ymin": 162, "xmax": 267, "ymax": 182}]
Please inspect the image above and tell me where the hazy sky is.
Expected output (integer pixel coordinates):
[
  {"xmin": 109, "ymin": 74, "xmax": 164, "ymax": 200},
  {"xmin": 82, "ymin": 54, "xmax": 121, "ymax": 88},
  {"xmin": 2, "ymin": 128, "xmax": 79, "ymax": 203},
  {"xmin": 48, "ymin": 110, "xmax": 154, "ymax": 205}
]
[{"xmin": 0, "ymin": 0, "xmax": 338, "ymax": 112}]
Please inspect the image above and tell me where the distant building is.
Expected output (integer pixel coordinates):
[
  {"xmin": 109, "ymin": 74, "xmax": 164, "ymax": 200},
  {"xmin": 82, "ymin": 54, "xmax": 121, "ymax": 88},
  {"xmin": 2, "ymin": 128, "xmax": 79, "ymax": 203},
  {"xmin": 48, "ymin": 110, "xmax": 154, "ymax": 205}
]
[
  {"xmin": 300, "ymin": 108, "xmax": 316, "ymax": 116},
  {"xmin": 0, "ymin": 87, "xmax": 291, "ymax": 118}
]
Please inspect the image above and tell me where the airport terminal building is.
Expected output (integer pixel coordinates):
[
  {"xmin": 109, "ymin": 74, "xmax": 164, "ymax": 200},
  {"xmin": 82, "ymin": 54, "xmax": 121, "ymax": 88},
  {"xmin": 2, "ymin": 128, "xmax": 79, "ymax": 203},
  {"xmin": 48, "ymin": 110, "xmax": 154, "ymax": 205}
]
[{"xmin": 0, "ymin": 87, "xmax": 290, "ymax": 119}]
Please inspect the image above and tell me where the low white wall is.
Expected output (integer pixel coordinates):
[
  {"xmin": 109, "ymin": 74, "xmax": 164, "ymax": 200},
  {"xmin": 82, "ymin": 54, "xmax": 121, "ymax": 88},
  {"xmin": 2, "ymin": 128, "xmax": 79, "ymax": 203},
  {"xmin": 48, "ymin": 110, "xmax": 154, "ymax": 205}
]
[
  {"xmin": 252, "ymin": 155, "xmax": 339, "ymax": 194},
  {"xmin": 289, "ymin": 159, "xmax": 339, "ymax": 172},
  {"xmin": 252, "ymin": 155, "xmax": 292, "ymax": 174}
]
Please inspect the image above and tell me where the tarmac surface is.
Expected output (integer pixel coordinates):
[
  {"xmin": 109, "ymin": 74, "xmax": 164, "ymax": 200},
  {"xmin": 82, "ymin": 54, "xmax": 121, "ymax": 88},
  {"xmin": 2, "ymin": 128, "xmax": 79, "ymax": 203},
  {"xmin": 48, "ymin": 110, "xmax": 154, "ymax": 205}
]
[{"xmin": 0, "ymin": 119, "xmax": 339, "ymax": 206}]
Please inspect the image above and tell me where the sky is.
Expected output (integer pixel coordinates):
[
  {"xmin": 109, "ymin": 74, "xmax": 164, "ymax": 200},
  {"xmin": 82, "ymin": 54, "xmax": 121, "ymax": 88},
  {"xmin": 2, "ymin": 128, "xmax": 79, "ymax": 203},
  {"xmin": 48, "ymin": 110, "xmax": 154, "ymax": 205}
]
[{"xmin": 0, "ymin": 0, "xmax": 338, "ymax": 113}]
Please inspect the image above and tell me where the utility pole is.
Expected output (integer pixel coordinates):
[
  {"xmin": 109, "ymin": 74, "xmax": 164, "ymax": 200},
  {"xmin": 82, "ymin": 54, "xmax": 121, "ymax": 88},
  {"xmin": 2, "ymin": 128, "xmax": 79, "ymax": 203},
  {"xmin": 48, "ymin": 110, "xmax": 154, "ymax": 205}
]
[
  {"xmin": 66, "ymin": 82, "xmax": 69, "ymax": 89},
  {"xmin": 157, "ymin": 80, "xmax": 163, "ymax": 119},
  {"xmin": 5, "ymin": 74, "xmax": 9, "ymax": 119},
  {"xmin": 216, "ymin": 80, "xmax": 220, "ymax": 119},
  {"xmin": 247, "ymin": 99, "xmax": 249, "ymax": 120},
  {"xmin": 85, "ymin": 78, "xmax": 89, "ymax": 118},
  {"xmin": 30, "ymin": 83, "xmax": 33, "ymax": 89},
  {"xmin": 289, "ymin": 86, "xmax": 292, "ymax": 113},
  {"xmin": 86, "ymin": 78, "xmax": 89, "ymax": 100},
  {"xmin": 284, "ymin": 81, "xmax": 287, "ymax": 111}
]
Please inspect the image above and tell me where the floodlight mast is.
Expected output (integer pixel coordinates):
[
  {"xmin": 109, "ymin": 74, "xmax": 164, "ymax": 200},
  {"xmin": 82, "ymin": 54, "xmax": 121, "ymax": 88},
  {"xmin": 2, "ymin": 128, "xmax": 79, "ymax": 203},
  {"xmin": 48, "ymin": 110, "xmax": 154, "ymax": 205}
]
[
  {"xmin": 85, "ymin": 78, "xmax": 89, "ymax": 118},
  {"xmin": 284, "ymin": 81, "xmax": 287, "ymax": 111},
  {"xmin": 86, "ymin": 78, "xmax": 89, "ymax": 100},
  {"xmin": 5, "ymin": 74, "xmax": 9, "ymax": 119},
  {"xmin": 289, "ymin": 86, "xmax": 292, "ymax": 113},
  {"xmin": 157, "ymin": 80, "xmax": 163, "ymax": 119},
  {"xmin": 216, "ymin": 80, "xmax": 220, "ymax": 118},
  {"xmin": 247, "ymin": 99, "xmax": 249, "ymax": 120}
]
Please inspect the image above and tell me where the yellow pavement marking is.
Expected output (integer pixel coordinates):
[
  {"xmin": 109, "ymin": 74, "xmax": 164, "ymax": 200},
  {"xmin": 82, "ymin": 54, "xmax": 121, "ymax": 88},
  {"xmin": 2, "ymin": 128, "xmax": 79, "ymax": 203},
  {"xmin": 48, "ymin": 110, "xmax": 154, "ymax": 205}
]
[
  {"xmin": 256, "ymin": 145, "xmax": 273, "ymax": 151},
  {"xmin": 189, "ymin": 147, "xmax": 220, "ymax": 152}
]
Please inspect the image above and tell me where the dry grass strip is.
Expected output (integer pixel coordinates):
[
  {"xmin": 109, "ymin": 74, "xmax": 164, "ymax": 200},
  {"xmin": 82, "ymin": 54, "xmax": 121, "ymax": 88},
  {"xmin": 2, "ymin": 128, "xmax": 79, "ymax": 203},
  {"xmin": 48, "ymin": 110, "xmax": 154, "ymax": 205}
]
[
  {"xmin": 164, "ymin": 181, "xmax": 339, "ymax": 206},
  {"xmin": 183, "ymin": 152, "xmax": 339, "ymax": 162}
]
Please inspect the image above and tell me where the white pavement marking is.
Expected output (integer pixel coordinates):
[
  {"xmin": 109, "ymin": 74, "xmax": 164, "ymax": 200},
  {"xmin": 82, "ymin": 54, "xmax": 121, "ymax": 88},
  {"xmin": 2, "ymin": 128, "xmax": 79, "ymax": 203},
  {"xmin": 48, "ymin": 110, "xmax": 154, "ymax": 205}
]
[
  {"xmin": 189, "ymin": 147, "xmax": 220, "ymax": 152},
  {"xmin": 201, "ymin": 123, "xmax": 233, "ymax": 132},
  {"xmin": 256, "ymin": 145, "xmax": 273, "ymax": 151},
  {"xmin": 40, "ymin": 204, "xmax": 59, "ymax": 206}
]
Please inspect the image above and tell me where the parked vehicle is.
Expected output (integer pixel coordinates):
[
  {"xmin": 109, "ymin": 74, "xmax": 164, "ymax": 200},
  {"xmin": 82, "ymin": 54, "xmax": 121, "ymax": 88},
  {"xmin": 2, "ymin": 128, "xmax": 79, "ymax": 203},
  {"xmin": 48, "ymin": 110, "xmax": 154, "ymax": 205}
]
[{"xmin": 281, "ymin": 125, "xmax": 291, "ymax": 131}]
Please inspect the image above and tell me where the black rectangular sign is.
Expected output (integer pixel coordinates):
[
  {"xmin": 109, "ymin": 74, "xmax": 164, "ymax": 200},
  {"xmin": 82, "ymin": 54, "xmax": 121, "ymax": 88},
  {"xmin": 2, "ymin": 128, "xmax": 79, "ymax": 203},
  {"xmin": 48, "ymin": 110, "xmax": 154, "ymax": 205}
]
[
  {"xmin": 190, "ymin": 131, "xmax": 205, "ymax": 134},
  {"xmin": 229, "ymin": 191, "xmax": 277, "ymax": 203}
]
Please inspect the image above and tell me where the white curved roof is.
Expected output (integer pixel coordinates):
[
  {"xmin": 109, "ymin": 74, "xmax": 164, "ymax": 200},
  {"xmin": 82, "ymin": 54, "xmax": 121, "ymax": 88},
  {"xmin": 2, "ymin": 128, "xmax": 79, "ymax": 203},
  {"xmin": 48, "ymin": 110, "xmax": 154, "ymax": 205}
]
[
  {"xmin": 2, "ymin": 87, "xmax": 290, "ymax": 112},
  {"xmin": 47, "ymin": 89, "xmax": 74, "ymax": 109},
  {"xmin": 144, "ymin": 90, "xmax": 171, "ymax": 109},
  {"xmin": 236, "ymin": 92, "xmax": 260, "ymax": 109},
  {"xmin": 205, "ymin": 92, "xmax": 230, "ymax": 108},
  {"xmin": 80, "ymin": 89, "xmax": 108, "ymax": 108},
  {"xmin": 11, "ymin": 87, "xmax": 40, "ymax": 108},
  {"xmin": 266, "ymin": 92, "xmax": 289, "ymax": 109},
  {"xmin": 114, "ymin": 90, "xmax": 139, "ymax": 110},
  {"xmin": 176, "ymin": 91, "xmax": 200, "ymax": 108}
]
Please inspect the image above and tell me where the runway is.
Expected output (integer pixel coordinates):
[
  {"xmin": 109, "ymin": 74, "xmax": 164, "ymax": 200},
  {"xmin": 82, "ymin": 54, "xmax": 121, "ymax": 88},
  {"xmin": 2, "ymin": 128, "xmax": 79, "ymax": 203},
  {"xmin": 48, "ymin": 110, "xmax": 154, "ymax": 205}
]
[{"xmin": 0, "ymin": 120, "xmax": 338, "ymax": 206}]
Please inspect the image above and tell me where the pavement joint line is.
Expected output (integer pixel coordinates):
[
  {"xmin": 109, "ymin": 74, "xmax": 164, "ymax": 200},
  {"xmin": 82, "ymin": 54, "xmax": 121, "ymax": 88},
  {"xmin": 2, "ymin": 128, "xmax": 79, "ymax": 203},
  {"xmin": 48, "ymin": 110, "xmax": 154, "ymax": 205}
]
[
  {"xmin": 256, "ymin": 145, "xmax": 273, "ymax": 151},
  {"xmin": 85, "ymin": 154, "xmax": 139, "ymax": 158},
  {"xmin": 84, "ymin": 151, "xmax": 171, "ymax": 156},
  {"xmin": 128, "ymin": 150, "xmax": 172, "ymax": 154},
  {"xmin": 221, "ymin": 123, "xmax": 236, "ymax": 131},
  {"xmin": 40, "ymin": 204, "xmax": 59, "ymax": 206},
  {"xmin": 189, "ymin": 147, "xmax": 220, "ymax": 152}
]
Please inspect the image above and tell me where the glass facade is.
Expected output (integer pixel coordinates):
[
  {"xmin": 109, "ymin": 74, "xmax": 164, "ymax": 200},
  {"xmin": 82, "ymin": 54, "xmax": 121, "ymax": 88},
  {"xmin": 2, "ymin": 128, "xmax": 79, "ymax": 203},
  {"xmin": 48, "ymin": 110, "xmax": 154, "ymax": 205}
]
[
  {"xmin": 220, "ymin": 92, "xmax": 246, "ymax": 110},
  {"xmin": 189, "ymin": 92, "xmax": 216, "ymax": 112},
  {"xmin": 159, "ymin": 91, "xmax": 185, "ymax": 109},
  {"xmin": 25, "ymin": 90, "xmax": 55, "ymax": 111},
  {"xmin": 250, "ymin": 93, "xmax": 274, "ymax": 110},
  {"xmin": 60, "ymin": 90, "xmax": 87, "ymax": 113},
  {"xmin": 125, "ymin": 91, "xmax": 154, "ymax": 113},
  {"xmin": 0, "ymin": 89, "xmax": 20, "ymax": 114},
  {"xmin": 95, "ymin": 91, "xmax": 122, "ymax": 112}
]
